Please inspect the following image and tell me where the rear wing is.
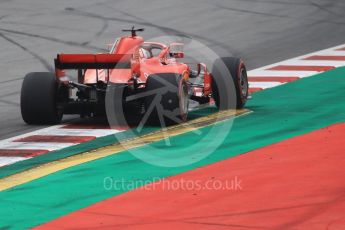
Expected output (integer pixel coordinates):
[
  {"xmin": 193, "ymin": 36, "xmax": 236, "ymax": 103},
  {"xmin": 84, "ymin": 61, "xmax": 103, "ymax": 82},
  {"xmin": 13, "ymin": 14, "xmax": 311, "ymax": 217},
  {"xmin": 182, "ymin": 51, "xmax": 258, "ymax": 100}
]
[{"xmin": 54, "ymin": 54, "xmax": 132, "ymax": 70}]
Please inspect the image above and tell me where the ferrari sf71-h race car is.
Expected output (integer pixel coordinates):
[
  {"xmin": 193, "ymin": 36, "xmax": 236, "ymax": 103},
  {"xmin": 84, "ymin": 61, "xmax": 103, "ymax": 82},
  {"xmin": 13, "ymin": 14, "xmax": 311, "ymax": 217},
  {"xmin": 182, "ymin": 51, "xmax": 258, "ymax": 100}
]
[{"xmin": 20, "ymin": 28, "xmax": 249, "ymax": 126}]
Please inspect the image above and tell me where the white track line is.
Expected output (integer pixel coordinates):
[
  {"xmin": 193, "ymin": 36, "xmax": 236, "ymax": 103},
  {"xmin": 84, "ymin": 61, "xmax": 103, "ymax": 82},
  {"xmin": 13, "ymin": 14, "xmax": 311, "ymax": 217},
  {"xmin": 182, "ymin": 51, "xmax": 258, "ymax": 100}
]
[
  {"xmin": 280, "ymin": 60, "xmax": 345, "ymax": 67},
  {"xmin": 249, "ymin": 43, "xmax": 345, "ymax": 71},
  {"xmin": 247, "ymin": 70, "xmax": 318, "ymax": 78},
  {"xmin": 0, "ymin": 157, "xmax": 28, "ymax": 167},
  {"xmin": 311, "ymin": 50, "xmax": 345, "ymax": 56},
  {"xmin": 249, "ymin": 82, "xmax": 283, "ymax": 89},
  {"xmin": 0, "ymin": 142, "xmax": 75, "ymax": 151},
  {"xmin": 37, "ymin": 128, "xmax": 120, "ymax": 137}
]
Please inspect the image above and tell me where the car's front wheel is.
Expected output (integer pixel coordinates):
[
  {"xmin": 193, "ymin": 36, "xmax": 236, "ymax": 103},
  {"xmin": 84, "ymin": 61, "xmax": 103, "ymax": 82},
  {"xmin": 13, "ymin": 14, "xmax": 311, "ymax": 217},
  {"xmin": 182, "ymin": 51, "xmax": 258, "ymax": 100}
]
[{"xmin": 212, "ymin": 57, "xmax": 249, "ymax": 109}]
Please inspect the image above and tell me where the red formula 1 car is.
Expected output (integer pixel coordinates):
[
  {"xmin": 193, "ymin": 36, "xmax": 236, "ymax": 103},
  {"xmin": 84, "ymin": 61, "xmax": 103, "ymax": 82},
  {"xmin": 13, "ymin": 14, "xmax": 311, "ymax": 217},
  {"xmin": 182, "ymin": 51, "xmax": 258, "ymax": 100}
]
[{"xmin": 20, "ymin": 28, "xmax": 249, "ymax": 126}]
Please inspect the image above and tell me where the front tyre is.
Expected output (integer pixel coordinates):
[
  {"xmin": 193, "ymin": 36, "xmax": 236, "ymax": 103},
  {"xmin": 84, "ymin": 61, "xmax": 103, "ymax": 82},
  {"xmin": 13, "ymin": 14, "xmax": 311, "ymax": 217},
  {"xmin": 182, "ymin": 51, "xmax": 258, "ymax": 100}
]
[
  {"xmin": 212, "ymin": 57, "xmax": 249, "ymax": 109},
  {"xmin": 20, "ymin": 72, "xmax": 63, "ymax": 124}
]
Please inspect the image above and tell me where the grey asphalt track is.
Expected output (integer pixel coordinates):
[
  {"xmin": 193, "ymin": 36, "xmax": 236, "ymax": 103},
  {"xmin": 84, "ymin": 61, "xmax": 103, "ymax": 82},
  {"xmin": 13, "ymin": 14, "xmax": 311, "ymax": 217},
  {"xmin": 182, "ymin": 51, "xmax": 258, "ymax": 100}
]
[{"xmin": 0, "ymin": 0, "xmax": 345, "ymax": 140}]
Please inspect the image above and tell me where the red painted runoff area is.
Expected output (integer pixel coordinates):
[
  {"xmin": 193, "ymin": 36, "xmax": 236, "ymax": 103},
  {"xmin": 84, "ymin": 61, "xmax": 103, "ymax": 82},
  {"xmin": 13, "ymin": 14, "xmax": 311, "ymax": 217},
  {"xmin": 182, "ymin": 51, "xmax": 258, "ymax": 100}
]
[{"xmin": 37, "ymin": 123, "xmax": 345, "ymax": 229}]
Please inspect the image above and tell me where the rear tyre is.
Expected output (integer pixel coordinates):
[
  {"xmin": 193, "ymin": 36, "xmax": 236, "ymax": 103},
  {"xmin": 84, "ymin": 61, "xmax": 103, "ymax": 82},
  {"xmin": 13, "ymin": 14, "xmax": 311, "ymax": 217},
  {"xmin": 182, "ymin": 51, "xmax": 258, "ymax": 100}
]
[
  {"xmin": 144, "ymin": 73, "xmax": 189, "ymax": 126},
  {"xmin": 21, "ymin": 72, "xmax": 63, "ymax": 124},
  {"xmin": 212, "ymin": 57, "xmax": 248, "ymax": 109}
]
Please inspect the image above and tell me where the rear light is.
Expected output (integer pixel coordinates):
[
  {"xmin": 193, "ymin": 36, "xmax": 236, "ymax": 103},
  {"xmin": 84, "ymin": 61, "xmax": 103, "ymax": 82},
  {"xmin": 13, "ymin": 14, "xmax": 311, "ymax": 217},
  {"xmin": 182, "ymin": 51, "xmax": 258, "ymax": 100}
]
[{"xmin": 55, "ymin": 69, "xmax": 66, "ymax": 77}]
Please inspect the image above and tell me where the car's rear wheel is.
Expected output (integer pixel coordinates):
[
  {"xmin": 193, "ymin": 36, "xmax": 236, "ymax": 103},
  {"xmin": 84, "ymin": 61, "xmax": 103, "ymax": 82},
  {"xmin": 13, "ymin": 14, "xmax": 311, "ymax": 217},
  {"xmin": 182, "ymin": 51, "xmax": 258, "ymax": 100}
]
[
  {"xmin": 144, "ymin": 73, "xmax": 189, "ymax": 126},
  {"xmin": 21, "ymin": 72, "xmax": 63, "ymax": 124},
  {"xmin": 212, "ymin": 57, "xmax": 248, "ymax": 109}
]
